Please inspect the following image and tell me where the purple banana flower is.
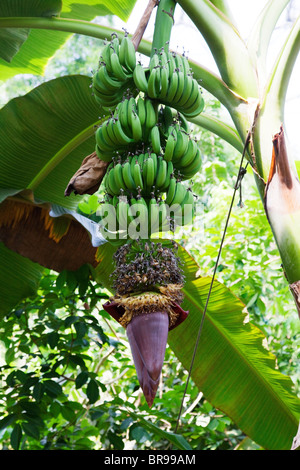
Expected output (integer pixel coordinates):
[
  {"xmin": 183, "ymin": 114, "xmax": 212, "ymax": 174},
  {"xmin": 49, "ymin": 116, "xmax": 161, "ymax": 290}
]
[{"xmin": 103, "ymin": 301, "xmax": 188, "ymax": 407}]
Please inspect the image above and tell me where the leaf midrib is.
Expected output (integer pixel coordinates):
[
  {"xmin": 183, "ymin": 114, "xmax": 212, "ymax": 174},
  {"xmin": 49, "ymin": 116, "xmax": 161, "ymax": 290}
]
[{"xmin": 26, "ymin": 120, "xmax": 100, "ymax": 191}]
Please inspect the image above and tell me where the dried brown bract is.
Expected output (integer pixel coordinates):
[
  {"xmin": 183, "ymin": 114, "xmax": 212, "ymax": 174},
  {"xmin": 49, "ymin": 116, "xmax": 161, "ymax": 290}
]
[{"xmin": 65, "ymin": 152, "xmax": 109, "ymax": 196}]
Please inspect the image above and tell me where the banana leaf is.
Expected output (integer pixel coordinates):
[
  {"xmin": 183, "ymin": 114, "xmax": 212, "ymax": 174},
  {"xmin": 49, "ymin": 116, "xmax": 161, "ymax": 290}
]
[
  {"xmin": 0, "ymin": 74, "xmax": 104, "ymax": 313},
  {"xmin": 0, "ymin": 0, "xmax": 137, "ymax": 80},
  {"xmin": 0, "ymin": 74, "xmax": 100, "ymax": 209}
]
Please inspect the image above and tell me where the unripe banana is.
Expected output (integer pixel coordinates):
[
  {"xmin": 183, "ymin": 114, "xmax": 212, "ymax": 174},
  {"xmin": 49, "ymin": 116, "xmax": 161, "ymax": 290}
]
[
  {"xmin": 132, "ymin": 160, "xmax": 144, "ymax": 191},
  {"xmin": 150, "ymin": 125, "xmax": 161, "ymax": 154},
  {"xmin": 155, "ymin": 156, "xmax": 167, "ymax": 189},
  {"xmin": 133, "ymin": 63, "xmax": 149, "ymax": 93}
]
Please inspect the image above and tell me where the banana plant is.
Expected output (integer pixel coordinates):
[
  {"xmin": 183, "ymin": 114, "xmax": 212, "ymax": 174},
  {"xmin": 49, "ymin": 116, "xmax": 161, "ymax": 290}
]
[{"xmin": 0, "ymin": 0, "xmax": 299, "ymax": 450}]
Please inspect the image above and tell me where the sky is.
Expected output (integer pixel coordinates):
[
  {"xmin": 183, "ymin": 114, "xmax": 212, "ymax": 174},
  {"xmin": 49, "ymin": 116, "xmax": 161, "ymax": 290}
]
[{"xmin": 113, "ymin": 0, "xmax": 300, "ymax": 162}]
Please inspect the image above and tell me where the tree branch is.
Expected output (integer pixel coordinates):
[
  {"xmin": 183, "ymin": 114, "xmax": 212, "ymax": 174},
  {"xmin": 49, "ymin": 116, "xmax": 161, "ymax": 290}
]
[{"xmin": 131, "ymin": 0, "xmax": 159, "ymax": 51}]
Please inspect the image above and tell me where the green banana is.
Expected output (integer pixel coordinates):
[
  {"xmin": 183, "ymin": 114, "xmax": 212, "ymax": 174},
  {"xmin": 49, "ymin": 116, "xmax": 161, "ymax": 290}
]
[
  {"xmin": 159, "ymin": 49, "xmax": 169, "ymax": 68},
  {"xmin": 110, "ymin": 50, "xmax": 129, "ymax": 81},
  {"xmin": 100, "ymin": 43, "xmax": 113, "ymax": 74},
  {"xmin": 158, "ymin": 200, "xmax": 170, "ymax": 232},
  {"xmin": 180, "ymin": 189, "xmax": 194, "ymax": 222},
  {"xmin": 173, "ymin": 70, "xmax": 185, "ymax": 104},
  {"xmin": 108, "ymin": 166, "xmax": 120, "ymax": 195},
  {"xmin": 155, "ymin": 156, "xmax": 167, "ymax": 189},
  {"xmin": 176, "ymin": 74, "xmax": 193, "ymax": 108},
  {"xmin": 167, "ymin": 52, "xmax": 176, "ymax": 76},
  {"xmin": 174, "ymin": 53, "xmax": 184, "ymax": 73},
  {"xmin": 95, "ymin": 127, "xmax": 112, "ymax": 152},
  {"xmin": 183, "ymin": 92, "xmax": 205, "ymax": 118},
  {"xmin": 149, "ymin": 53, "xmax": 160, "ymax": 71},
  {"xmin": 131, "ymin": 111, "xmax": 143, "ymax": 142},
  {"xmin": 181, "ymin": 54, "xmax": 192, "ymax": 76},
  {"xmin": 137, "ymin": 96, "xmax": 146, "ymax": 127},
  {"xmin": 134, "ymin": 196, "xmax": 149, "ymax": 235},
  {"xmin": 97, "ymin": 65, "xmax": 121, "ymax": 91},
  {"xmin": 178, "ymin": 138, "xmax": 198, "ymax": 168},
  {"xmin": 181, "ymin": 77, "xmax": 200, "ymax": 111},
  {"xmin": 161, "ymin": 160, "xmax": 174, "ymax": 191},
  {"xmin": 119, "ymin": 99, "xmax": 131, "ymax": 138},
  {"xmin": 110, "ymin": 34, "xmax": 120, "ymax": 56},
  {"xmin": 117, "ymin": 197, "xmax": 130, "ymax": 231},
  {"xmin": 104, "ymin": 172, "xmax": 113, "ymax": 195},
  {"xmin": 144, "ymin": 154, "xmax": 155, "ymax": 190},
  {"xmin": 160, "ymin": 105, "xmax": 174, "ymax": 135},
  {"xmin": 165, "ymin": 71, "xmax": 179, "ymax": 103},
  {"xmin": 127, "ymin": 96, "xmax": 137, "ymax": 130},
  {"xmin": 105, "ymin": 118, "xmax": 118, "ymax": 147},
  {"xmin": 150, "ymin": 125, "xmax": 161, "ymax": 154},
  {"xmin": 119, "ymin": 35, "xmax": 136, "ymax": 72},
  {"xmin": 177, "ymin": 112, "xmax": 190, "ymax": 133},
  {"xmin": 144, "ymin": 98, "xmax": 157, "ymax": 135},
  {"xmin": 102, "ymin": 120, "xmax": 116, "ymax": 148},
  {"xmin": 132, "ymin": 160, "xmax": 144, "ymax": 191},
  {"xmin": 114, "ymin": 162, "xmax": 127, "ymax": 193},
  {"xmin": 170, "ymin": 181, "xmax": 187, "ymax": 206},
  {"xmin": 159, "ymin": 65, "xmax": 169, "ymax": 99},
  {"xmin": 172, "ymin": 128, "xmax": 190, "ymax": 162},
  {"xmin": 147, "ymin": 67, "xmax": 160, "ymax": 99},
  {"xmin": 163, "ymin": 131, "xmax": 176, "ymax": 162},
  {"xmin": 122, "ymin": 161, "xmax": 136, "ymax": 191},
  {"xmin": 180, "ymin": 148, "xmax": 202, "ymax": 179},
  {"xmin": 165, "ymin": 175, "xmax": 177, "ymax": 205},
  {"xmin": 151, "ymin": 152, "xmax": 158, "ymax": 179},
  {"xmin": 138, "ymin": 152, "xmax": 145, "ymax": 168},
  {"xmin": 148, "ymin": 196, "xmax": 160, "ymax": 232},
  {"xmin": 112, "ymin": 117, "xmax": 134, "ymax": 146},
  {"xmin": 95, "ymin": 144, "xmax": 113, "ymax": 163}
]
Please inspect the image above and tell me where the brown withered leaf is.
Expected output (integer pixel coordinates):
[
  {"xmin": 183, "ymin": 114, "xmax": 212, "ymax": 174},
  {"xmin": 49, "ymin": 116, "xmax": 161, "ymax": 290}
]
[{"xmin": 65, "ymin": 152, "xmax": 109, "ymax": 196}]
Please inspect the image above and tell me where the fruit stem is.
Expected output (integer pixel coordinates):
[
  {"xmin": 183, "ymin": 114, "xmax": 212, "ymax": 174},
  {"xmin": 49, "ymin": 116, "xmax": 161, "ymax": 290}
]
[{"xmin": 151, "ymin": 0, "xmax": 177, "ymax": 56}]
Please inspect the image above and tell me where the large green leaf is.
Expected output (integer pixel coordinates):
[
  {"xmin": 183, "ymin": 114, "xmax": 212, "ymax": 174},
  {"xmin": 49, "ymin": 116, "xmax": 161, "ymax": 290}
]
[
  {"xmin": 169, "ymin": 249, "xmax": 300, "ymax": 450},
  {"xmin": 94, "ymin": 242, "xmax": 300, "ymax": 450},
  {"xmin": 0, "ymin": 0, "xmax": 137, "ymax": 80},
  {"xmin": 0, "ymin": 74, "xmax": 101, "ymax": 209}
]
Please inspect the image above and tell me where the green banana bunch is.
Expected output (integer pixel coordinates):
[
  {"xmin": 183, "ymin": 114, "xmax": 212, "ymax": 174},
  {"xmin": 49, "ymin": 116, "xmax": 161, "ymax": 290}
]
[
  {"xmin": 93, "ymin": 42, "xmax": 204, "ymax": 244},
  {"xmin": 131, "ymin": 49, "xmax": 205, "ymax": 118},
  {"xmin": 103, "ymin": 152, "xmax": 174, "ymax": 198},
  {"xmin": 95, "ymin": 96, "xmax": 159, "ymax": 159},
  {"xmin": 92, "ymin": 34, "xmax": 137, "ymax": 111}
]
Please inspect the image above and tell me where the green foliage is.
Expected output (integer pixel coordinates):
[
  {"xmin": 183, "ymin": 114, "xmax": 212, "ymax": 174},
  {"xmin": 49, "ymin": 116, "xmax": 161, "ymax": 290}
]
[{"xmin": 0, "ymin": 265, "xmax": 242, "ymax": 450}]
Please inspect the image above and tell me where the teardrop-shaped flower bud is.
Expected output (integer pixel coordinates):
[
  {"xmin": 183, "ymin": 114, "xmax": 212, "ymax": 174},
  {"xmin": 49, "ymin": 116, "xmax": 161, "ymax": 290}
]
[{"xmin": 126, "ymin": 311, "xmax": 169, "ymax": 407}]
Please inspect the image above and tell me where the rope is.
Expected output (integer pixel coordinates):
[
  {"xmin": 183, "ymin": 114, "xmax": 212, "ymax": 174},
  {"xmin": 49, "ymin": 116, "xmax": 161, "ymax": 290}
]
[{"xmin": 174, "ymin": 129, "xmax": 252, "ymax": 434}]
